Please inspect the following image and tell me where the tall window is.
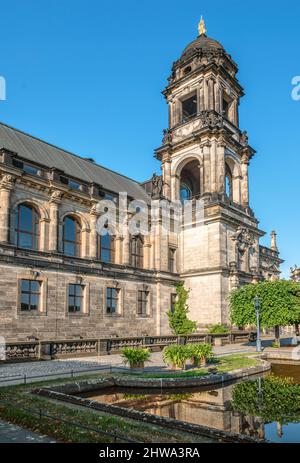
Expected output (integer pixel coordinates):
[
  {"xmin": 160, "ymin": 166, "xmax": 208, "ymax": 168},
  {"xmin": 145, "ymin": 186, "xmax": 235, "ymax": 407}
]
[
  {"xmin": 63, "ymin": 216, "xmax": 81, "ymax": 257},
  {"xmin": 182, "ymin": 94, "xmax": 197, "ymax": 122},
  {"xmin": 225, "ymin": 165, "xmax": 233, "ymax": 200},
  {"xmin": 168, "ymin": 248, "xmax": 176, "ymax": 273},
  {"xmin": 15, "ymin": 204, "xmax": 40, "ymax": 250},
  {"xmin": 171, "ymin": 293, "xmax": 177, "ymax": 313},
  {"xmin": 21, "ymin": 279, "xmax": 41, "ymax": 311},
  {"xmin": 68, "ymin": 284, "xmax": 83, "ymax": 312},
  {"xmin": 137, "ymin": 290, "xmax": 149, "ymax": 316},
  {"xmin": 130, "ymin": 235, "xmax": 144, "ymax": 268},
  {"xmin": 98, "ymin": 232, "xmax": 115, "ymax": 263},
  {"xmin": 106, "ymin": 287, "xmax": 119, "ymax": 314}
]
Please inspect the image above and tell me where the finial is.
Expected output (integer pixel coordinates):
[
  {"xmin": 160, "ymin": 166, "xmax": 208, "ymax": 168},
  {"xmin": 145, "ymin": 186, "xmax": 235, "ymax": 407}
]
[
  {"xmin": 271, "ymin": 230, "xmax": 278, "ymax": 251},
  {"xmin": 198, "ymin": 15, "xmax": 207, "ymax": 36}
]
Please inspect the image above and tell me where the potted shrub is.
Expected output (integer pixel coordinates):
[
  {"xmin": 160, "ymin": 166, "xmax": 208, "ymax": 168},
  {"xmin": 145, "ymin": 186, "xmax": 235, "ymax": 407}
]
[
  {"xmin": 188, "ymin": 343, "xmax": 213, "ymax": 367},
  {"xmin": 121, "ymin": 347, "xmax": 150, "ymax": 369},
  {"xmin": 162, "ymin": 345, "xmax": 189, "ymax": 370}
]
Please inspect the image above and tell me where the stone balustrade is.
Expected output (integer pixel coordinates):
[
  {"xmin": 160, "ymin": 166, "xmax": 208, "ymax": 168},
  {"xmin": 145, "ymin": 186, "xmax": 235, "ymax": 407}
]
[{"xmin": 0, "ymin": 331, "xmax": 255, "ymax": 363}]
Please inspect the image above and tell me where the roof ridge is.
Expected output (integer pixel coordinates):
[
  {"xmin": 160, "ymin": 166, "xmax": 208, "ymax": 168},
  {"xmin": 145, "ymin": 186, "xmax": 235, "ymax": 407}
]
[{"xmin": 0, "ymin": 120, "xmax": 144, "ymax": 186}]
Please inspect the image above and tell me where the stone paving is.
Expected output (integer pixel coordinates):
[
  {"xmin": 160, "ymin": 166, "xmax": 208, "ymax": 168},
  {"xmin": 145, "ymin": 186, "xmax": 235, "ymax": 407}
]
[{"xmin": 0, "ymin": 420, "xmax": 56, "ymax": 443}]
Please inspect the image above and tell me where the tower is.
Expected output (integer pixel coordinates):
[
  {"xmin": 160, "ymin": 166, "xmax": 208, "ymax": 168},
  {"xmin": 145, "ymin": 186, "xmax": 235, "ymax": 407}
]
[{"xmin": 156, "ymin": 19, "xmax": 271, "ymax": 327}]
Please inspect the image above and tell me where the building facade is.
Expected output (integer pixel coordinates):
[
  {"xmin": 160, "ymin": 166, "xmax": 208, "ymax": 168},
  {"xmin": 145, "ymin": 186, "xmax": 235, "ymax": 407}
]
[{"xmin": 0, "ymin": 20, "xmax": 283, "ymax": 342}]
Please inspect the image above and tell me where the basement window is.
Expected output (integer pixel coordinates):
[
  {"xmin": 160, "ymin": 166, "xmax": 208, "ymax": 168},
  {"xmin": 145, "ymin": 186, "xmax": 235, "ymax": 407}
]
[{"xmin": 182, "ymin": 94, "xmax": 197, "ymax": 122}]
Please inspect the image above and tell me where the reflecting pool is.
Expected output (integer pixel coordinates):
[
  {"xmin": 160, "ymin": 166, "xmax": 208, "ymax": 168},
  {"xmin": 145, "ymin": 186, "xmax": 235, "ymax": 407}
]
[{"xmin": 80, "ymin": 363, "xmax": 300, "ymax": 443}]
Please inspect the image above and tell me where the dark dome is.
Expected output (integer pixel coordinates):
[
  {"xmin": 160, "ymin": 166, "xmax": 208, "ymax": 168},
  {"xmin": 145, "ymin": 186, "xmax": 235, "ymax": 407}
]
[{"xmin": 181, "ymin": 35, "xmax": 224, "ymax": 59}]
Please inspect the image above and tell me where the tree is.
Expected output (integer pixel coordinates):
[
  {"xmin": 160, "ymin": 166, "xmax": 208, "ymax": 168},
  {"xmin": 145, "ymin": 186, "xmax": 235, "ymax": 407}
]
[
  {"xmin": 230, "ymin": 280, "xmax": 300, "ymax": 345},
  {"xmin": 167, "ymin": 282, "xmax": 197, "ymax": 335}
]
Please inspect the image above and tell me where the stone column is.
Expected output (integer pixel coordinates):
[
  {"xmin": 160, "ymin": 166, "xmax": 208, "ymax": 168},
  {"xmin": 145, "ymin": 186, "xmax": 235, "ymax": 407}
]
[
  {"xmin": 241, "ymin": 152, "xmax": 249, "ymax": 207},
  {"xmin": 203, "ymin": 78, "xmax": 208, "ymax": 110},
  {"xmin": 210, "ymin": 139, "xmax": 217, "ymax": 193},
  {"xmin": 199, "ymin": 84, "xmax": 205, "ymax": 112},
  {"xmin": 208, "ymin": 78, "xmax": 215, "ymax": 111},
  {"xmin": 203, "ymin": 143, "xmax": 211, "ymax": 194},
  {"xmin": 162, "ymin": 159, "xmax": 171, "ymax": 199},
  {"xmin": 89, "ymin": 209, "xmax": 98, "ymax": 260},
  {"xmin": 215, "ymin": 80, "xmax": 221, "ymax": 113},
  {"xmin": 123, "ymin": 230, "xmax": 130, "ymax": 266},
  {"xmin": 216, "ymin": 138, "xmax": 226, "ymax": 194},
  {"xmin": 0, "ymin": 175, "xmax": 15, "ymax": 243},
  {"xmin": 48, "ymin": 191, "xmax": 62, "ymax": 252},
  {"xmin": 115, "ymin": 236, "xmax": 123, "ymax": 264}
]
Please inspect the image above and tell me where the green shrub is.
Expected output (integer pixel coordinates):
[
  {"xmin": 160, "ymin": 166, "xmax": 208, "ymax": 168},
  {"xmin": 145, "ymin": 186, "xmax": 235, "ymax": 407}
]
[
  {"xmin": 162, "ymin": 345, "xmax": 190, "ymax": 370},
  {"xmin": 121, "ymin": 347, "xmax": 150, "ymax": 368},
  {"xmin": 208, "ymin": 324, "xmax": 230, "ymax": 334},
  {"xmin": 187, "ymin": 343, "xmax": 214, "ymax": 365}
]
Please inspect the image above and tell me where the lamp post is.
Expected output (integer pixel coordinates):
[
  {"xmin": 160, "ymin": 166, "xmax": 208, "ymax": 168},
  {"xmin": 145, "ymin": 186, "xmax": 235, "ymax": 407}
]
[{"xmin": 254, "ymin": 295, "xmax": 262, "ymax": 352}]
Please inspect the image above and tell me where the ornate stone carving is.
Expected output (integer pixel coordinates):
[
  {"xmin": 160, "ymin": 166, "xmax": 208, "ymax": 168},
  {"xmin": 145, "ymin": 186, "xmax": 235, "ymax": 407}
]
[
  {"xmin": 232, "ymin": 227, "xmax": 255, "ymax": 255},
  {"xmin": 151, "ymin": 173, "xmax": 163, "ymax": 199},
  {"xmin": 240, "ymin": 131, "xmax": 249, "ymax": 147},
  {"xmin": 49, "ymin": 190, "xmax": 63, "ymax": 204},
  {"xmin": 0, "ymin": 174, "xmax": 16, "ymax": 190},
  {"xmin": 162, "ymin": 129, "xmax": 173, "ymax": 145},
  {"xmin": 200, "ymin": 110, "xmax": 223, "ymax": 128}
]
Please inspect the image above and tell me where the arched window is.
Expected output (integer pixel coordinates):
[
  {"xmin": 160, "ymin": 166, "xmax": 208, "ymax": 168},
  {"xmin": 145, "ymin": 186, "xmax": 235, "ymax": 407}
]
[
  {"xmin": 225, "ymin": 165, "xmax": 233, "ymax": 200},
  {"xmin": 63, "ymin": 216, "xmax": 81, "ymax": 257},
  {"xmin": 98, "ymin": 231, "xmax": 115, "ymax": 263},
  {"xmin": 130, "ymin": 235, "xmax": 144, "ymax": 268},
  {"xmin": 179, "ymin": 159, "xmax": 200, "ymax": 200},
  {"xmin": 15, "ymin": 204, "xmax": 40, "ymax": 250},
  {"xmin": 180, "ymin": 183, "xmax": 192, "ymax": 201}
]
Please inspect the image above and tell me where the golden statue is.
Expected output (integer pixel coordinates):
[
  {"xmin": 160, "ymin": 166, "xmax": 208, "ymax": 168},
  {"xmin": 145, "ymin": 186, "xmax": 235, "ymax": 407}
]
[{"xmin": 198, "ymin": 16, "xmax": 207, "ymax": 36}]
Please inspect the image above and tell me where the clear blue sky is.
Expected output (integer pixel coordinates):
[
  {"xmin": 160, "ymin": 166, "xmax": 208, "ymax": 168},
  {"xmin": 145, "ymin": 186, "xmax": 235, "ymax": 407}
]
[{"xmin": 0, "ymin": 0, "xmax": 299, "ymax": 277}]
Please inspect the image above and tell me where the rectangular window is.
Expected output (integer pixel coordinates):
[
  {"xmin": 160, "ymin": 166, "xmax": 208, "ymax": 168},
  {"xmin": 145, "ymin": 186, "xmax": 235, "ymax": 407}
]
[
  {"xmin": 168, "ymin": 248, "xmax": 176, "ymax": 273},
  {"xmin": 106, "ymin": 287, "xmax": 119, "ymax": 314},
  {"xmin": 12, "ymin": 159, "xmax": 39, "ymax": 175},
  {"xmin": 21, "ymin": 280, "xmax": 41, "ymax": 311},
  {"xmin": 68, "ymin": 284, "xmax": 83, "ymax": 313},
  {"xmin": 222, "ymin": 98, "xmax": 230, "ymax": 118},
  {"xmin": 182, "ymin": 94, "xmax": 197, "ymax": 121},
  {"xmin": 137, "ymin": 290, "xmax": 149, "ymax": 316},
  {"xmin": 171, "ymin": 293, "xmax": 177, "ymax": 313}
]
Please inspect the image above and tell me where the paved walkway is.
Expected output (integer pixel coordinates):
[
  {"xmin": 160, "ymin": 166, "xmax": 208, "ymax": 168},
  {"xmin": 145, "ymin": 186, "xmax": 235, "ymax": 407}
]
[
  {"xmin": 0, "ymin": 339, "xmax": 280, "ymax": 387},
  {"xmin": 0, "ymin": 419, "xmax": 56, "ymax": 443}
]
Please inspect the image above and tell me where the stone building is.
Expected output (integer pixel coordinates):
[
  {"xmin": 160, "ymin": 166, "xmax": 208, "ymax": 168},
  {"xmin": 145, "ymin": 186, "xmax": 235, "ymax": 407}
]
[{"xmin": 0, "ymin": 19, "xmax": 283, "ymax": 342}]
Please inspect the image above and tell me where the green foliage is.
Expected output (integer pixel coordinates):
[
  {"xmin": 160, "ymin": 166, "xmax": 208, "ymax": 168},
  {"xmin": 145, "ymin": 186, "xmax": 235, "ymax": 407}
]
[
  {"xmin": 186, "ymin": 343, "xmax": 214, "ymax": 363},
  {"xmin": 232, "ymin": 374, "xmax": 300, "ymax": 424},
  {"xmin": 208, "ymin": 324, "xmax": 230, "ymax": 334},
  {"xmin": 162, "ymin": 345, "xmax": 190, "ymax": 369},
  {"xmin": 230, "ymin": 280, "xmax": 300, "ymax": 329},
  {"xmin": 163, "ymin": 343, "xmax": 213, "ymax": 369},
  {"xmin": 167, "ymin": 282, "xmax": 197, "ymax": 335},
  {"xmin": 121, "ymin": 347, "xmax": 150, "ymax": 368}
]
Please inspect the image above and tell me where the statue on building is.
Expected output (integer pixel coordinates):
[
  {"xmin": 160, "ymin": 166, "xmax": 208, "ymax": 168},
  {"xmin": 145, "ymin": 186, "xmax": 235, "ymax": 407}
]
[{"xmin": 151, "ymin": 173, "xmax": 163, "ymax": 199}]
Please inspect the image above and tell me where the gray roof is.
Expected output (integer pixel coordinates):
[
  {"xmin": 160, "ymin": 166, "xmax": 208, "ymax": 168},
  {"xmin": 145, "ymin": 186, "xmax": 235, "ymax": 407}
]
[{"xmin": 0, "ymin": 121, "xmax": 150, "ymax": 201}]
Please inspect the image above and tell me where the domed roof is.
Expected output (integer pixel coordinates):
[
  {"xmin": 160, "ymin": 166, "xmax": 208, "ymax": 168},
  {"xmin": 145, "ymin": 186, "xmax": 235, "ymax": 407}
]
[{"xmin": 181, "ymin": 34, "xmax": 224, "ymax": 59}]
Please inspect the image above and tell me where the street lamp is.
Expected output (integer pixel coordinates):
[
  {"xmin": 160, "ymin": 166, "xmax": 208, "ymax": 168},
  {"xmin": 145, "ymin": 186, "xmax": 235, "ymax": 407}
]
[{"xmin": 254, "ymin": 295, "xmax": 262, "ymax": 352}]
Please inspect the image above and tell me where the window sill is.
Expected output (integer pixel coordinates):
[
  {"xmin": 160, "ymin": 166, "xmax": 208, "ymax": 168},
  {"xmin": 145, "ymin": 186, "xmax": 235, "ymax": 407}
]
[
  {"xmin": 18, "ymin": 311, "xmax": 47, "ymax": 317},
  {"xmin": 105, "ymin": 313, "xmax": 123, "ymax": 318},
  {"xmin": 67, "ymin": 312, "xmax": 90, "ymax": 317}
]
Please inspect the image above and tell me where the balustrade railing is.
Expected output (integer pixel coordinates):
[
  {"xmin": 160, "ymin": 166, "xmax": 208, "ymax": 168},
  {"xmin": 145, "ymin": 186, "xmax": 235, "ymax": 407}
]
[{"xmin": 1, "ymin": 331, "xmax": 255, "ymax": 363}]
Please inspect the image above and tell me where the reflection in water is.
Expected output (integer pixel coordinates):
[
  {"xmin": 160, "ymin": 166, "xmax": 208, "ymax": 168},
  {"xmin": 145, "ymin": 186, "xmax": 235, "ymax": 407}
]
[{"xmin": 79, "ymin": 363, "xmax": 300, "ymax": 443}]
